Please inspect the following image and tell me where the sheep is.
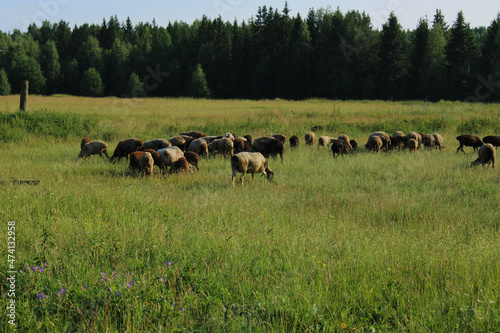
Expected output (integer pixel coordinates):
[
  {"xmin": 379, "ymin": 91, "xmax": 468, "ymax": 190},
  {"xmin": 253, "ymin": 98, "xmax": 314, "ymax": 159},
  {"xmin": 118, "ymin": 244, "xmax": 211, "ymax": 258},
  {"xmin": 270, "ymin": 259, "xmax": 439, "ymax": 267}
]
[
  {"xmin": 392, "ymin": 131, "xmax": 406, "ymax": 149},
  {"xmin": 140, "ymin": 138, "xmax": 171, "ymax": 151},
  {"xmin": 318, "ymin": 136, "xmax": 335, "ymax": 149},
  {"xmin": 271, "ymin": 134, "xmax": 287, "ymax": 145},
  {"xmin": 471, "ymin": 144, "xmax": 496, "ymax": 169},
  {"xmin": 233, "ymin": 137, "xmax": 250, "ymax": 154},
  {"xmin": 130, "ymin": 149, "xmax": 161, "ymax": 172},
  {"xmin": 251, "ymin": 136, "xmax": 284, "ymax": 162},
  {"xmin": 184, "ymin": 151, "xmax": 200, "ymax": 171},
  {"xmin": 223, "ymin": 132, "xmax": 235, "ymax": 141},
  {"xmin": 456, "ymin": 134, "xmax": 484, "ymax": 153},
  {"xmin": 80, "ymin": 137, "xmax": 92, "ymax": 150},
  {"xmin": 140, "ymin": 151, "xmax": 154, "ymax": 176},
  {"xmin": 337, "ymin": 134, "xmax": 353, "ymax": 154},
  {"xmin": 110, "ymin": 138, "xmax": 144, "ymax": 163},
  {"xmin": 289, "ymin": 135, "xmax": 299, "ymax": 149},
  {"xmin": 180, "ymin": 131, "xmax": 206, "ymax": 139},
  {"xmin": 187, "ymin": 138, "xmax": 209, "ymax": 157},
  {"xmin": 244, "ymin": 135, "xmax": 253, "ymax": 145},
  {"xmin": 331, "ymin": 139, "xmax": 345, "ymax": 158},
  {"xmin": 422, "ymin": 134, "xmax": 436, "ymax": 149},
  {"xmin": 208, "ymin": 138, "xmax": 234, "ymax": 157},
  {"xmin": 405, "ymin": 138, "xmax": 418, "ymax": 153},
  {"xmin": 200, "ymin": 136, "xmax": 222, "ymax": 144},
  {"xmin": 77, "ymin": 141, "xmax": 110, "ymax": 161},
  {"xmin": 231, "ymin": 152, "xmax": 274, "ymax": 186},
  {"xmin": 169, "ymin": 157, "xmax": 190, "ymax": 174},
  {"xmin": 160, "ymin": 146, "xmax": 185, "ymax": 174},
  {"xmin": 483, "ymin": 135, "xmax": 500, "ymax": 148},
  {"xmin": 305, "ymin": 132, "xmax": 317, "ymax": 146},
  {"xmin": 365, "ymin": 136, "xmax": 383, "ymax": 153},
  {"xmin": 433, "ymin": 133, "xmax": 444, "ymax": 151},
  {"xmin": 369, "ymin": 132, "xmax": 391, "ymax": 151},
  {"xmin": 169, "ymin": 136, "xmax": 187, "ymax": 150},
  {"xmin": 350, "ymin": 140, "xmax": 358, "ymax": 153}
]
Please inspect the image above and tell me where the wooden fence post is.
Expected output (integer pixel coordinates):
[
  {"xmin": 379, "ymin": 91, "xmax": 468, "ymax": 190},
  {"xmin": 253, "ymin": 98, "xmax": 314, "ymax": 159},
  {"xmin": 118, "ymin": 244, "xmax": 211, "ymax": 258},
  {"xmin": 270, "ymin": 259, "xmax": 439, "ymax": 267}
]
[{"xmin": 20, "ymin": 80, "xmax": 28, "ymax": 112}]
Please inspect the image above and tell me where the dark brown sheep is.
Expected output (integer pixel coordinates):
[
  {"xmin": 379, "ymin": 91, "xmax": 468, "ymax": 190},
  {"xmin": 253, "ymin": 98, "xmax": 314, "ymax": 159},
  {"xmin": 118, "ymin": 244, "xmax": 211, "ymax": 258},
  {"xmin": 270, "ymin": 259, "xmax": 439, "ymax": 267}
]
[
  {"xmin": 233, "ymin": 137, "xmax": 250, "ymax": 154},
  {"xmin": 169, "ymin": 136, "xmax": 187, "ymax": 150},
  {"xmin": 169, "ymin": 157, "xmax": 190, "ymax": 174},
  {"xmin": 244, "ymin": 135, "xmax": 253, "ymax": 146},
  {"xmin": 184, "ymin": 151, "xmax": 200, "ymax": 171},
  {"xmin": 129, "ymin": 151, "xmax": 144, "ymax": 172},
  {"xmin": 471, "ymin": 144, "xmax": 495, "ymax": 169},
  {"xmin": 140, "ymin": 138, "xmax": 171, "ymax": 151},
  {"xmin": 80, "ymin": 137, "xmax": 92, "ymax": 150},
  {"xmin": 271, "ymin": 134, "xmax": 287, "ymax": 145},
  {"xmin": 251, "ymin": 136, "xmax": 284, "ymax": 162},
  {"xmin": 350, "ymin": 140, "xmax": 358, "ymax": 152},
  {"xmin": 78, "ymin": 141, "xmax": 109, "ymax": 161},
  {"xmin": 180, "ymin": 131, "xmax": 206, "ymax": 139},
  {"xmin": 483, "ymin": 135, "xmax": 500, "ymax": 148},
  {"xmin": 331, "ymin": 139, "xmax": 345, "ymax": 158},
  {"xmin": 456, "ymin": 134, "xmax": 484, "ymax": 153},
  {"xmin": 289, "ymin": 135, "xmax": 299, "ymax": 149},
  {"xmin": 110, "ymin": 138, "xmax": 144, "ymax": 163}
]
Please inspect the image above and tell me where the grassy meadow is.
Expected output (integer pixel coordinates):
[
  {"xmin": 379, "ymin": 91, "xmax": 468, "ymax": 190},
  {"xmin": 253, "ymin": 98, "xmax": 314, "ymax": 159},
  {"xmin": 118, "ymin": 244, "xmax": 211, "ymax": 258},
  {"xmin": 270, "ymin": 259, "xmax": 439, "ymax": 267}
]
[{"xmin": 1, "ymin": 96, "xmax": 500, "ymax": 332}]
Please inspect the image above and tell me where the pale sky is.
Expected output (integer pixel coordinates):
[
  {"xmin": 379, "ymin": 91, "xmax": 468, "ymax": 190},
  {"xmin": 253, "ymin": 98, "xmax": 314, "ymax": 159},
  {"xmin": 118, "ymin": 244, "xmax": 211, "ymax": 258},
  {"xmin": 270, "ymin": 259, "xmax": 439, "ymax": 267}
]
[{"xmin": 1, "ymin": 0, "xmax": 499, "ymax": 33}]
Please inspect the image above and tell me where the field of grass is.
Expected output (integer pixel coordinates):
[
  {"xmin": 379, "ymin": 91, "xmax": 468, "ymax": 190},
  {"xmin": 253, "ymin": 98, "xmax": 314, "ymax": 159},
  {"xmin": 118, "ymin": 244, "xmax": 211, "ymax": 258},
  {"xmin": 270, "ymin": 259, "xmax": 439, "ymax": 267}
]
[{"xmin": 1, "ymin": 96, "xmax": 499, "ymax": 332}]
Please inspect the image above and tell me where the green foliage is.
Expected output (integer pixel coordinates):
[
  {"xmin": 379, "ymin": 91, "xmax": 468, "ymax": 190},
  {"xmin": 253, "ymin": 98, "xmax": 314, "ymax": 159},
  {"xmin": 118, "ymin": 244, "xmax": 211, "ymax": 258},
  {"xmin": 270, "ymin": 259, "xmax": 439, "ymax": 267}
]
[
  {"xmin": 0, "ymin": 68, "xmax": 11, "ymax": 95},
  {"xmin": 12, "ymin": 55, "xmax": 46, "ymax": 94},
  {"xmin": 190, "ymin": 63, "xmax": 211, "ymax": 98},
  {"xmin": 80, "ymin": 67, "xmax": 104, "ymax": 97},
  {"xmin": 126, "ymin": 72, "xmax": 145, "ymax": 97}
]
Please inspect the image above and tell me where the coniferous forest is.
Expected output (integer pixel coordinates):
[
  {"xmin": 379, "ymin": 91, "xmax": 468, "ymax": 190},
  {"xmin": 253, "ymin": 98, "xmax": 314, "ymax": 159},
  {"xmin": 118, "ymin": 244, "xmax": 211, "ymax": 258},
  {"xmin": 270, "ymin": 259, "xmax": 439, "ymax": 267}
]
[{"xmin": 1, "ymin": 4, "xmax": 499, "ymax": 102}]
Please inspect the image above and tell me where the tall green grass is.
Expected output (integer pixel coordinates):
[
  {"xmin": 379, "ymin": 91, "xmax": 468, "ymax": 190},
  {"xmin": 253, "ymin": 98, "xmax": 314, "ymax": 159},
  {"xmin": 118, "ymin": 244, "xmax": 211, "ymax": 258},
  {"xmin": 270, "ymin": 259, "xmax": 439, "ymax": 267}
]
[{"xmin": 0, "ymin": 97, "xmax": 499, "ymax": 332}]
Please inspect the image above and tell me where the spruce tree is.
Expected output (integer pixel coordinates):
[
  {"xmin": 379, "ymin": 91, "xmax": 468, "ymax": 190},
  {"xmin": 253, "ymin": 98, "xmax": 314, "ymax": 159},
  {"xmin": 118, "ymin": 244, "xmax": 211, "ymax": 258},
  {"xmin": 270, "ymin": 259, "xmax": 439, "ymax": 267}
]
[
  {"xmin": 80, "ymin": 67, "xmax": 104, "ymax": 97},
  {"xmin": 409, "ymin": 18, "xmax": 430, "ymax": 99},
  {"xmin": 0, "ymin": 68, "xmax": 11, "ymax": 95},
  {"xmin": 481, "ymin": 14, "xmax": 500, "ymax": 101},
  {"xmin": 190, "ymin": 64, "xmax": 211, "ymax": 98}
]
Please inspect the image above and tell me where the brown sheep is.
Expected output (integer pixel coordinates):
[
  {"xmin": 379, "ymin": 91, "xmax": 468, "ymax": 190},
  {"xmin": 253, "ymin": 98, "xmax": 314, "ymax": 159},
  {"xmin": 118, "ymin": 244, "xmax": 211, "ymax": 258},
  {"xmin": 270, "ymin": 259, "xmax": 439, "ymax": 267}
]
[
  {"xmin": 350, "ymin": 140, "xmax": 358, "ymax": 153},
  {"xmin": 422, "ymin": 134, "xmax": 436, "ymax": 149},
  {"xmin": 187, "ymin": 138, "xmax": 209, "ymax": 157},
  {"xmin": 271, "ymin": 134, "xmax": 287, "ymax": 145},
  {"xmin": 110, "ymin": 138, "xmax": 143, "ymax": 163},
  {"xmin": 140, "ymin": 151, "xmax": 154, "ymax": 177},
  {"xmin": 169, "ymin": 136, "xmax": 187, "ymax": 150},
  {"xmin": 78, "ymin": 141, "xmax": 110, "ymax": 161},
  {"xmin": 80, "ymin": 137, "xmax": 92, "ymax": 150},
  {"xmin": 129, "ymin": 149, "xmax": 161, "ymax": 172},
  {"xmin": 471, "ymin": 144, "xmax": 496, "ymax": 169},
  {"xmin": 289, "ymin": 135, "xmax": 299, "ymax": 149},
  {"xmin": 305, "ymin": 132, "xmax": 317, "ymax": 146},
  {"xmin": 337, "ymin": 134, "xmax": 353, "ymax": 154},
  {"xmin": 331, "ymin": 139, "xmax": 345, "ymax": 158},
  {"xmin": 369, "ymin": 132, "xmax": 391, "ymax": 151},
  {"xmin": 169, "ymin": 157, "xmax": 190, "ymax": 174},
  {"xmin": 482, "ymin": 136, "xmax": 500, "ymax": 148},
  {"xmin": 392, "ymin": 131, "xmax": 406, "ymax": 149},
  {"xmin": 251, "ymin": 136, "xmax": 284, "ymax": 162},
  {"xmin": 456, "ymin": 134, "xmax": 484, "ymax": 153},
  {"xmin": 140, "ymin": 138, "xmax": 171, "ymax": 151},
  {"xmin": 244, "ymin": 135, "xmax": 253, "ymax": 145},
  {"xmin": 433, "ymin": 133, "xmax": 444, "ymax": 151},
  {"xmin": 405, "ymin": 138, "xmax": 418, "ymax": 153},
  {"xmin": 365, "ymin": 136, "xmax": 383, "ymax": 154},
  {"xmin": 180, "ymin": 131, "xmax": 206, "ymax": 139},
  {"xmin": 208, "ymin": 138, "xmax": 234, "ymax": 157},
  {"xmin": 184, "ymin": 151, "xmax": 200, "ymax": 171}
]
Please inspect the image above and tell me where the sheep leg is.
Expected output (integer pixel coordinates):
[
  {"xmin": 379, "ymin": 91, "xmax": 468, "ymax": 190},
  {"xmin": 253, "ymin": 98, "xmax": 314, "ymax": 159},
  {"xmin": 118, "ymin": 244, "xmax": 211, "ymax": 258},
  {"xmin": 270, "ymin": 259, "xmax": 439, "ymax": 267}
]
[
  {"xmin": 240, "ymin": 170, "xmax": 247, "ymax": 186},
  {"xmin": 102, "ymin": 149, "xmax": 110, "ymax": 161}
]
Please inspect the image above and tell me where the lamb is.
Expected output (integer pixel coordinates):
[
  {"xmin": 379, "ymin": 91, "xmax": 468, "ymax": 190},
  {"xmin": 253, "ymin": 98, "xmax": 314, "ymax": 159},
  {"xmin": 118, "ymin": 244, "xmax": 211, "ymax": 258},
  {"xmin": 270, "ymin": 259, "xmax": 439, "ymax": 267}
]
[
  {"xmin": 208, "ymin": 138, "xmax": 234, "ymax": 157},
  {"xmin": 456, "ymin": 134, "xmax": 484, "ymax": 153},
  {"xmin": 110, "ymin": 138, "xmax": 144, "ymax": 163},
  {"xmin": 77, "ymin": 141, "xmax": 110, "ymax": 161},
  {"xmin": 305, "ymin": 132, "xmax": 317, "ymax": 146},
  {"xmin": 422, "ymin": 134, "xmax": 436, "ymax": 149},
  {"xmin": 318, "ymin": 136, "xmax": 335, "ymax": 149},
  {"xmin": 180, "ymin": 131, "xmax": 206, "ymax": 139},
  {"xmin": 471, "ymin": 144, "xmax": 496, "ymax": 169},
  {"xmin": 405, "ymin": 138, "xmax": 418, "ymax": 153},
  {"xmin": 482, "ymin": 135, "xmax": 500, "ymax": 148},
  {"xmin": 187, "ymin": 138, "xmax": 209, "ymax": 157},
  {"xmin": 231, "ymin": 152, "xmax": 274, "ymax": 186},
  {"xmin": 160, "ymin": 146, "xmax": 185, "ymax": 174},
  {"xmin": 184, "ymin": 151, "xmax": 200, "ymax": 171},
  {"xmin": 251, "ymin": 136, "xmax": 284, "ymax": 162},
  {"xmin": 289, "ymin": 135, "xmax": 299, "ymax": 149},
  {"xmin": 80, "ymin": 137, "xmax": 92, "ymax": 150},
  {"xmin": 365, "ymin": 136, "xmax": 383, "ymax": 153},
  {"xmin": 169, "ymin": 157, "xmax": 190, "ymax": 174},
  {"xmin": 140, "ymin": 138, "xmax": 171, "ymax": 151},
  {"xmin": 140, "ymin": 151, "xmax": 154, "ymax": 177},
  {"xmin": 433, "ymin": 133, "xmax": 444, "ymax": 151}
]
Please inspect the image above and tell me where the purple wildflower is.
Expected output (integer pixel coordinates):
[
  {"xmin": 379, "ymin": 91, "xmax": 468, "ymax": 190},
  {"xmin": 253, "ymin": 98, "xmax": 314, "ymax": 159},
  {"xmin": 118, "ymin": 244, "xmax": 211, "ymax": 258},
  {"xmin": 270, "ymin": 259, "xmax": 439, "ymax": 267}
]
[
  {"xmin": 113, "ymin": 273, "xmax": 118, "ymax": 279},
  {"xmin": 127, "ymin": 280, "xmax": 135, "ymax": 288},
  {"xmin": 19, "ymin": 270, "xmax": 23, "ymax": 274},
  {"xmin": 116, "ymin": 291, "xmax": 121, "ymax": 296},
  {"xmin": 44, "ymin": 262, "xmax": 48, "ymax": 267},
  {"xmin": 39, "ymin": 267, "xmax": 45, "ymax": 273},
  {"xmin": 31, "ymin": 266, "xmax": 37, "ymax": 273},
  {"xmin": 57, "ymin": 288, "xmax": 66, "ymax": 296},
  {"xmin": 162, "ymin": 278, "xmax": 166, "ymax": 283},
  {"xmin": 37, "ymin": 293, "xmax": 45, "ymax": 299},
  {"xmin": 180, "ymin": 307, "xmax": 185, "ymax": 311},
  {"xmin": 166, "ymin": 261, "xmax": 172, "ymax": 267}
]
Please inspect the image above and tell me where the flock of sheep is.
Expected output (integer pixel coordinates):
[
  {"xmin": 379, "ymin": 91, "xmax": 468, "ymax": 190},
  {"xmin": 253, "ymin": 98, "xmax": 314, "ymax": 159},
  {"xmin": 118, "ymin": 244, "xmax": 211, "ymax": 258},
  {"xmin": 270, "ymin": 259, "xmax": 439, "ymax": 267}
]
[{"xmin": 76, "ymin": 130, "xmax": 497, "ymax": 185}]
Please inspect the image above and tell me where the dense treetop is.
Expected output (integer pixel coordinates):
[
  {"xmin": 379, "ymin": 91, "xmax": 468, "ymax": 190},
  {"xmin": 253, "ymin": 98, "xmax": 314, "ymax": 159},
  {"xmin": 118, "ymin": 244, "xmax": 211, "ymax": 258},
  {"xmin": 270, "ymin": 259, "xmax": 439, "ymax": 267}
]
[{"xmin": 1, "ymin": 5, "xmax": 499, "ymax": 101}]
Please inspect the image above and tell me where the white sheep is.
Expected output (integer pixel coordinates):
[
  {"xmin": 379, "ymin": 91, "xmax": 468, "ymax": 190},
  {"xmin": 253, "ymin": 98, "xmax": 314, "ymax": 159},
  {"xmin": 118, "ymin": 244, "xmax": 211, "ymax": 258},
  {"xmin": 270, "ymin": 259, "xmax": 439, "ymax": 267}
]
[
  {"xmin": 187, "ymin": 138, "xmax": 209, "ymax": 157},
  {"xmin": 231, "ymin": 152, "xmax": 274, "ymax": 186},
  {"xmin": 305, "ymin": 132, "xmax": 317, "ymax": 146},
  {"xmin": 471, "ymin": 144, "xmax": 496, "ymax": 169},
  {"xmin": 223, "ymin": 132, "xmax": 235, "ymax": 141},
  {"xmin": 318, "ymin": 136, "xmax": 335, "ymax": 149},
  {"xmin": 208, "ymin": 138, "xmax": 234, "ymax": 157},
  {"xmin": 160, "ymin": 146, "xmax": 184, "ymax": 174},
  {"xmin": 423, "ymin": 134, "xmax": 436, "ymax": 149},
  {"xmin": 140, "ymin": 151, "xmax": 154, "ymax": 177},
  {"xmin": 433, "ymin": 133, "xmax": 443, "ymax": 151},
  {"xmin": 77, "ymin": 141, "xmax": 109, "ymax": 161}
]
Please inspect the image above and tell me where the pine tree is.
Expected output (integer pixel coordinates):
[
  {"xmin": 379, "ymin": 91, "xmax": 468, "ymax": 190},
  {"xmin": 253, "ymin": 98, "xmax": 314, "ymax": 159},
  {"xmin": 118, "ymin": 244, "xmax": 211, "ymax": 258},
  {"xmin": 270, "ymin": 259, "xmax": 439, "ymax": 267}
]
[
  {"xmin": 0, "ymin": 68, "xmax": 11, "ymax": 95},
  {"xmin": 409, "ymin": 18, "xmax": 430, "ymax": 99},
  {"xmin": 190, "ymin": 64, "xmax": 211, "ymax": 98},
  {"xmin": 420, "ymin": 23, "xmax": 447, "ymax": 100},
  {"xmin": 481, "ymin": 14, "xmax": 500, "ymax": 101}
]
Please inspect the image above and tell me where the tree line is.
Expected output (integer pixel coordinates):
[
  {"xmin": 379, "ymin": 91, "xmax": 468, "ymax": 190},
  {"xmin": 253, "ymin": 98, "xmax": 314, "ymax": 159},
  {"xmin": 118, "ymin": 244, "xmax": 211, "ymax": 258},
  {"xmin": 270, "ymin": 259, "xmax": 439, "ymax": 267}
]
[{"xmin": 0, "ymin": 4, "xmax": 499, "ymax": 102}]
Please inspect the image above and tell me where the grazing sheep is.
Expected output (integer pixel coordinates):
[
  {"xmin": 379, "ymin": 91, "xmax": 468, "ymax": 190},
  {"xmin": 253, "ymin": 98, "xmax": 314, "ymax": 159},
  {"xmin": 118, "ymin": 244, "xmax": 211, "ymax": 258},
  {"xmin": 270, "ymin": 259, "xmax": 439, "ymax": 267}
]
[
  {"xmin": 180, "ymin": 131, "xmax": 206, "ymax": 139},
  {"xmin": 271, "ymin": 134, "xmax": 287, "ymax": 145},
  {"xmin": 365, "ymin": 136, "xmax": 383, "ymax": 153},
  {"xmin": 369, "ymin": 132, "xmax": 391, "ymax": 151},
  {"xmin": 305, "ymin": 132, "xmax": 317, "ymax": 146},
  {"xmin": 471, "ymin": 144, "xmax": 496, "ymax": 169},
  {"xmin": 289, "ymin": 135, "xmax": 299, "ymax": 149},
  {"xmin": 188, "ymin": 138, "xmax": 209, "ymax": 157},
  {"xmin": 244, "ymin": 135, "xmax": 253, "ymax": 145},
  {"xmin": 110, "ymin": 138, "xmax": 144, "ymax": 163},
  {"xmin": 169, "ymin": 157, "xmax": 190, "ymax": 174},
  {"xmin": 77, "ymin": 141, "xmax": 110, "ymax": 161},
  {"xmin": 422, "ymin": 134, "xmax": 436, "ymax": 149},
  {"xmin": 405, "ymin": 138, "xmax": 418, "ymax": 153},
  {"xmin": 233, "ymin": 137, "xmax": 250, "ymax": 154},
  {"xmin": 200, "ymin": 135, "xmax": 222, "ymax": 144},
  {"xmin": 456, "ymin": 134, "xmax": 484, "ymax": 153},
  {"xmin": 392, "ymin": 131, "xmax": 406, "ymax": 149},
  {"xmin": 331, "ymin": 139, "xmax": 345, "ymax": 158},
  {"xmin": 208, "ymin": 138, "xmax": 234, "ymax": 157},
  {"xmin": 482, "ymin": 135, "xmax": 500, "ymax": 148},
  {"xmin": 223, "ymin": 132, "xmax": 235, "ymax": 141},
  {"xmin": 231, "ymin": 152, "xmax": 274, "ymax": 186},
  {"xmin": 318, "ymin": 136, "xmax": 335, "ymax": 149},
  {"xmin": 80, "ymin": 137, "xmax": 92, "ymax": 150},
  {"xmin": 337, "ymin": 134, "xmax": 353, "ymax": 154},
  {"xmin": 140, "ymin": 151, "xmax": 154, "ymax": 177},
  {"xmin": 160, "ymin": 146, "xmax": 184, "ymax": 174},
  {"xmin": 311, "ymin": 125, "xmax": 323, "ymax": 132},
  {"xmin": 140, "ymin": 138, "xmax": 171, "ymax": 151},
  {"xmin": 130, "ymin": 149, "xmax": 162, "ymax": 172},
  {"xmin": 169, "ymin": 136, "xmax": 187, "ymax": 150},
  {"xmin": 251, "ymin": 136, "xmax": 284, "ymax": 162},
  {"xmin": 184, "ymin": 151, "xmax": 200, "ymax": 171},
  {"xmin": 433, "ymin": 133, "xmax": 444, "ymax": 151},
  {"xmin": 350, "ymin": 140, "xmax": 358, "ymax": 153}
]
